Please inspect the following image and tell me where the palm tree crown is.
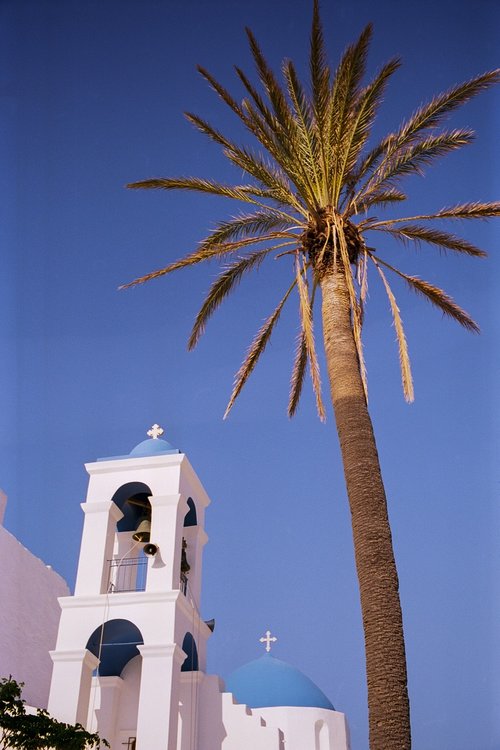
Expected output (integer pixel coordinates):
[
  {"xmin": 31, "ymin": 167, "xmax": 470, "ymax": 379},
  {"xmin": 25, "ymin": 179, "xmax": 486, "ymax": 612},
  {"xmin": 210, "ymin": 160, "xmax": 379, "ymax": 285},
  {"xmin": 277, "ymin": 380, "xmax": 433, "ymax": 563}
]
[{"xmin": 124, "ymin": 4, "xmax": 498, "ymax": 420}]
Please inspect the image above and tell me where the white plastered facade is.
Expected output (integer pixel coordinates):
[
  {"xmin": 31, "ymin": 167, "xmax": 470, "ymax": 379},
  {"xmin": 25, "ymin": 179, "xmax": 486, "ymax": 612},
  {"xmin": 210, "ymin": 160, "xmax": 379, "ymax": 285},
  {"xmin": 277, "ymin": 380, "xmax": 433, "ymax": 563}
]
[
  {"xmin": 46, "ymin": 446, "xmax": 350, "ymax": 750},
  {"xmin": 0, "ymin": 488, "xmax": 69, "ymax": 709}
]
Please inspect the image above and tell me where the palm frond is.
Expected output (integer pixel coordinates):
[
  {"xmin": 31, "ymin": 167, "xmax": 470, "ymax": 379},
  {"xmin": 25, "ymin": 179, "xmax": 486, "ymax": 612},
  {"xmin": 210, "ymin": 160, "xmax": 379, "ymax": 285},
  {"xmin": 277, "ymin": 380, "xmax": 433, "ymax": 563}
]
[
  {"xmin": 357, "ymin": 129, "xmax": 475, "ymax": 202},
  {"xmin": 392, "ymin": 68, "xmax": 500, "ymax": 146},
  {"xmin": 345, "ymin": 138, "xmax": 388, "ymax": 192},
  {"xmin": 350, "ymin": 69, "xmax": 499, "ymax": 197},
  {"xmin": 184, "ymin": 114, "xmax": 302, "ymax": 210},
  {"xmin": 236, "ymin": 71, "xmax": 297, "ymax": 172},
  {"xmin": 236, "ymin": 67, "xmax": 303, "ymax": 183},
  {"xmin": 232, "ymin": 62, "xmax": 321, "ymax": 208},
  {"xmin": 367, "ymin": 201, "xmax": 500, "ymax": 225},
  {"xmin": 189, "ymin": 80, "xmax": 309, "ymax": 213},
  {"xmin": 371, "ymin": 257, "xmax": 414, "ymax": 401},
  {"xmin": 309, "ymin": 0, "xmax": 331, "ymax": 146},
  {"xmin": 235, "ymin": 66, "xmax": 278, "ymax": 131},
  {"xmin": 245, "ymin": 28, "xmax": 295, "ymax": 132},
  {"xmin": 223, "ymin": 281, "xmax": 296, "ymax": 418},
  {"xmin": 127, "ymin": 176, "xmax": 264, "ymax": 204},
  {"xmin": 288, "ymin": 275, "xmax": 320, "ymax": 417},
  {"xmin": 330, "ymin": 24, "xmax": 373, "ymax": 201},
  {"xmin": 197, "ymin": 65, "xmax": 247, "ymax": 121},
  {"xmin": 198, "ymin": 59, "xmax": 321, "ymax": 207},
  {"xmin": 372, "ymin": 255, "xmax": 480, "ymax": 332},
  {"xmin": 241, "ymin": 98, "xmax": 319, "ymax": 206},
  {"xmin": 188, "ymin": 248, "xmax": 273, "ymax": 349},
  {"xmin": 296, "ymin": 258, "xmax": 325, "ymax": 420},
  {"xmin": 283, "ymin": 60, "xmax": 322, "ymax": 198},
  {"xmin": 371, "ymin": 223, "xmax": 486, "ymax": 257},
  {"xmin": 184, "ymin": 111, "xmax": 232, "ymax": 149},
  {"xmin": 224, "ymin": 145, "xmax": 308, "ymax": 215},
  {"xmin": 358, "ymin": 246, "xmax": 369, "ymax": 316},
  {"xmin": 355, "ymin": 187, "xmax": 407, "ymax": 214},
  {"xmin": 245, "ymin": 27, "xmax": 315, "ymax": 194},
  {"xmin": 189, "ymin": 96, "xmax": 285, "ymax": 182},
  {"xmin": 241, "ymin": 31, "xmax": 322, "ymax": 207},
  {"xmin": 337, "ymin": 56, "xmax": 401, "ymax": 201},
  {"xmin": 120, "ymin": 234, "xmax": 291, "ymax": 289},
  {"xmin": 288, "ymin": 331, "xmax": 308, "ymax": 418},
  {"xmin": 202, "ymin": 211, "xmax": 297, "ymax": 249}
]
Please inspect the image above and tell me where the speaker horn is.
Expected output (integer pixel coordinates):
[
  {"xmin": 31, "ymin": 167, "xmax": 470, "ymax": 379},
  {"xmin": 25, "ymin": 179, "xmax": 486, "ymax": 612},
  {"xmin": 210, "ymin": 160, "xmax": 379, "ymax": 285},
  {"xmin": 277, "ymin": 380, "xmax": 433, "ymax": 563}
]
[
  {"xmin": 132, "ymin": 518, "xmax": 151, "ymax": 543},
  {"xmin": 144, "ymin": 542, "xmax": 158, "ymax": 557}
]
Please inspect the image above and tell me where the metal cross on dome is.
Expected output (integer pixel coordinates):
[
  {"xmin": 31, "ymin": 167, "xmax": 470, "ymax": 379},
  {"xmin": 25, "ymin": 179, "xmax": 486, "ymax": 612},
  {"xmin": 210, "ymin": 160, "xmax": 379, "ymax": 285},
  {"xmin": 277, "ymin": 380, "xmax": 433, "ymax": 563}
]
[
  {"xmin": 147, "ymin": 424, "xmax": 164, "ymax": 440},
  {"xmin": 259, "ymin": 629, "xmax": 277, "ymax": 653}
]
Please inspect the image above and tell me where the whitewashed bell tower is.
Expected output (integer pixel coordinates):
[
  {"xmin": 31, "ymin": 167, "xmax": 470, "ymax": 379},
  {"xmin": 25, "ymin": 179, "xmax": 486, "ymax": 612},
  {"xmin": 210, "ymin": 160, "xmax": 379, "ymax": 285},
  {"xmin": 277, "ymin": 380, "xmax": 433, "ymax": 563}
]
[{"xmin": 48, "ymin": 426, "xmax": 212, "ymax": 750}]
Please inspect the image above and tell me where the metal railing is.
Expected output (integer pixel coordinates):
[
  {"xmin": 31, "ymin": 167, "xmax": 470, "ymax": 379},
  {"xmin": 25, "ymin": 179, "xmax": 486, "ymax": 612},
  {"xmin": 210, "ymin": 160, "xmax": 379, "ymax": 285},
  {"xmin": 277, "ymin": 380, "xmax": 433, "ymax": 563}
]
[{"xmin": 107, "ymin": 557, "xmax": 147, "ymax": 592}]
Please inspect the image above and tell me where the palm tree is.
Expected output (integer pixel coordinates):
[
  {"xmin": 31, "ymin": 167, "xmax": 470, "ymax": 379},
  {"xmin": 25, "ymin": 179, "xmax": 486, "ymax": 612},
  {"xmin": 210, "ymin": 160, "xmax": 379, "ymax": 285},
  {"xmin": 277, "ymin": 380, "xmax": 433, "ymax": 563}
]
[{"xmin": 123, "ymin": 4, "xmax": 499, "ymax": 748}]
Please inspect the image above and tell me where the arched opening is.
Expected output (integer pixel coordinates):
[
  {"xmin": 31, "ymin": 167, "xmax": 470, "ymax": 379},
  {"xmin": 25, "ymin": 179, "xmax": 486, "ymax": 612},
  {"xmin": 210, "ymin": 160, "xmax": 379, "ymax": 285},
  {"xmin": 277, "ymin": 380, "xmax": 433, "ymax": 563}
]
[
  {"xmin": 180, "ymin": 632, "xmax": 199, "ymax": 672},
  {"xmin": 86, "ymin": 619, "xmax": 144, "ymax": 677},
  {"xmin": 315, "ymin": 720, "xmax": 330, "ymax": 750},
  {"xmin": 183, "ymin": 498, "xmax": 197, "ymax": 527},
  {"xmin": 111, "ymin": 482, "xmax": 152, "ymax": 533},
  {"xmin": 108, "ymin": 483, "xmax": 153, "ymax": 592}
]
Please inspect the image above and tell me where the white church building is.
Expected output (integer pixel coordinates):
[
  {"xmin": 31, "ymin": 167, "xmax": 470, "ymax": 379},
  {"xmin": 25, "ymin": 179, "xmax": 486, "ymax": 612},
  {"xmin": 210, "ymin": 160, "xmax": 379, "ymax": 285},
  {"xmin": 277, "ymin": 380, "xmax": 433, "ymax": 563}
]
[{"xmin": 3, "ymin": 427, "xmax": 350, "ymax": 750}]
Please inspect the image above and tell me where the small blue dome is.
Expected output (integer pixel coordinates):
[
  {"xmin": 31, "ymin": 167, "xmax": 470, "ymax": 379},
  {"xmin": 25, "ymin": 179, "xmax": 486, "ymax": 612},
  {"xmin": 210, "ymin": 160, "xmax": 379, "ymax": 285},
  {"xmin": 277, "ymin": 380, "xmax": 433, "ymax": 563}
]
[
  {"xmin": 225, "ymin": 654, "xmax": 334, "ymax": 710},
  {"xmin": 129, "ymin": 438, "xmax": 178, "ymax": 457}
]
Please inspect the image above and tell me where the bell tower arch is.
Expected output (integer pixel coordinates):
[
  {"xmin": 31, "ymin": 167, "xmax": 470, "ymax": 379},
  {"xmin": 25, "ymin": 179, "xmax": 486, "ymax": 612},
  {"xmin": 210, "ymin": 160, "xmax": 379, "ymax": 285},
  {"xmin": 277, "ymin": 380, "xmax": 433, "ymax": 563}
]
[{"xmin": 47, "ymin": 426, "xmax": 212, "ymax": 750}]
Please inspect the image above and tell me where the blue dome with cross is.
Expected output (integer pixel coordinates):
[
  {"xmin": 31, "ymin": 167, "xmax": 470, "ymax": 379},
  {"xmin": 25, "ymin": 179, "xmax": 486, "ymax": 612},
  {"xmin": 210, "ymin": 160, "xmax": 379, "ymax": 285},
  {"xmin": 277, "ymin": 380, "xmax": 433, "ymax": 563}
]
[
  {"xmin": 225, "ymin": 653, "xmax": 334, "ymax": 710},
  {"xmin": 129, "ymin": 424, "xmax": 179, "ymax": 457}
]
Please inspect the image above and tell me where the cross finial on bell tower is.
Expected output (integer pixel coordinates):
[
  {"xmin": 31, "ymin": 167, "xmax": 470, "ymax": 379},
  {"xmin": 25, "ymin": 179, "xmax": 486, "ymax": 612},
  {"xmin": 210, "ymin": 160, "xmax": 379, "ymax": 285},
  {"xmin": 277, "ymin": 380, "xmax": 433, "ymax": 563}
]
[
  {"xmin": 259, "ymin": 629, "xmax": 277, "ymax": 653},
  {"xmin": 147, "ymin": 424, "xmax": 164, "ymax": 439}
]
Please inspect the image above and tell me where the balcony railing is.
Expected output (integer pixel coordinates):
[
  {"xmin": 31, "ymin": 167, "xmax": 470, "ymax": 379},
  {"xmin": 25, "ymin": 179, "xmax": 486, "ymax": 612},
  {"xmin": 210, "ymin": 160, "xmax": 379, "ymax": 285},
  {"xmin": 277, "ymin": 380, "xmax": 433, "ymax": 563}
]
[{"xmin": 107, "ymin": 556, "xmax": 147, "ymax": 592}]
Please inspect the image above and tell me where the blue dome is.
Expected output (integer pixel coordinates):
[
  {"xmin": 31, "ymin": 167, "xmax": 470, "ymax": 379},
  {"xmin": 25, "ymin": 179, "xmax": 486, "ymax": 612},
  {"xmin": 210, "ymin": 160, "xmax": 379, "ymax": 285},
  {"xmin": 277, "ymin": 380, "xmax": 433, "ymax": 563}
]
[
  {"xmin": 129, "ymin": 438, "xmax": 178, "ymax": 457},
  {"xmin": 225, "ymin": 654, "xmax": 334, "ymax": 710}
]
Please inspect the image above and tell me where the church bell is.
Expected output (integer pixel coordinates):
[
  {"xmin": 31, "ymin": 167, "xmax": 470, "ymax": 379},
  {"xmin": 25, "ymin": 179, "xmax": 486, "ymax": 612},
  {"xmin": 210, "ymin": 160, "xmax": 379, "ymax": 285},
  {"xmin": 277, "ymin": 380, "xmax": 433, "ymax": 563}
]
[{"xmin": 132, "ymin": 518, "xmax": 151, "ymax": 543}]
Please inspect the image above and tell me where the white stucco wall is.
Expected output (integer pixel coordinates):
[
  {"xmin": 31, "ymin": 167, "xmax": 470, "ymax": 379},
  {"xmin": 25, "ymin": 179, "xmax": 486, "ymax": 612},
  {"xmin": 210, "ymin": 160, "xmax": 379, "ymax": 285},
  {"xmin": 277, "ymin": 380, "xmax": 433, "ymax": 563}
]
[
  {"xmin": 257, "ymin": 705, "xmax": 350, "ymax": 750},
  {"xmin": 0, "ymin": 491, "xmax": 69, "ymax": 709}
]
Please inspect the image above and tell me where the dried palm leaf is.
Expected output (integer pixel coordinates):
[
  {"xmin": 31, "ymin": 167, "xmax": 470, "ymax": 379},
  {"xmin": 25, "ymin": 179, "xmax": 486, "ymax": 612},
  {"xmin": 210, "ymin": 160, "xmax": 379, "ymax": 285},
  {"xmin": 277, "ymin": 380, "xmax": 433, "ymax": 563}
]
[
  {"xmin": 372, "ymin": 255, "xmax": 480, "ymax": 332},
  {"xmin": 371, "ymin": 223, "xmax": 486, "ymax": 257},
  {"xmin": 288, "ymin": 330, "xmax": 308, "ymax": 418},
  {"xmin": 296, "ymin": 257, "xmax": 325, "ymax": 420},
  {"xmin": 367, "ymin": 201, "xmax": 500, "ymax": 225},
  {"xmin": 223, "ymin": 280, "xmax": 296, "ymax": 418},
  {"xmin": 188, "ymin": 244, "xmax": 294, "ymax": 349},
  {"xmin": 358, "ymin": 247, "xmax": 369, "ymax": 325},
  {"xmin": 120, "ymin": 233, "xmax": 290, "ymax": 289},
  {"xmin": 371, "ymin": 257, "xmax": 414, "ymax": 401}
]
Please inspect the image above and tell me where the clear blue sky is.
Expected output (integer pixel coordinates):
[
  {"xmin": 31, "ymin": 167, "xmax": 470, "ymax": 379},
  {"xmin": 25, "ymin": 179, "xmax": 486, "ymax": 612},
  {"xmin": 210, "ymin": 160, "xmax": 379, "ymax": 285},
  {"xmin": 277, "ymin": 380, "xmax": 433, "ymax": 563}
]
[{"xmin": 1, "ymin": 1, "xmax": 498, "ymax": 748}]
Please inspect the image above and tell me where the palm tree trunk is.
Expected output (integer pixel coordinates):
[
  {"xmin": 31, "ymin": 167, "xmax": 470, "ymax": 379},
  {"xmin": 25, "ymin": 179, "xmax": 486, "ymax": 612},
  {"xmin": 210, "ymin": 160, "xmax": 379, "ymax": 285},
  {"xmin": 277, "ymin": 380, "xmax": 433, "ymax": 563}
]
[{"xmin": 320, "ymin": 267, "xmax": 411, "ymax": 750}]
